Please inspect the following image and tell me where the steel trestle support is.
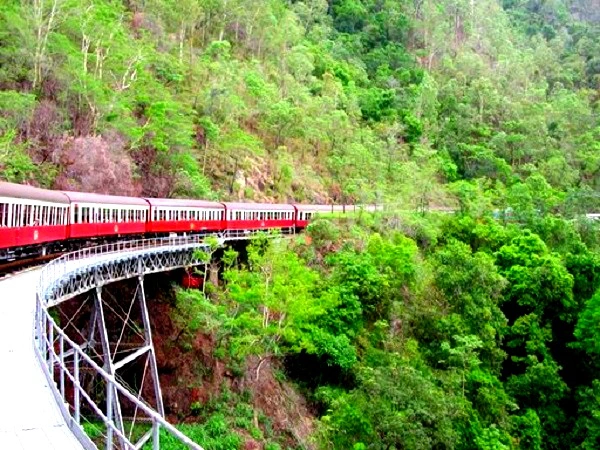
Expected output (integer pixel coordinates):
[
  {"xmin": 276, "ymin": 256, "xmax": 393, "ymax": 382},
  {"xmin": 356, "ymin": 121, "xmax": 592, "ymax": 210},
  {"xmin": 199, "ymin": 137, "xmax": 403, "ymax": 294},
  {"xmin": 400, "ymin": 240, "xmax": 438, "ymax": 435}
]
[{"xmin": 34, "ymin": 230, "xmax": 292, "ymax": 450}]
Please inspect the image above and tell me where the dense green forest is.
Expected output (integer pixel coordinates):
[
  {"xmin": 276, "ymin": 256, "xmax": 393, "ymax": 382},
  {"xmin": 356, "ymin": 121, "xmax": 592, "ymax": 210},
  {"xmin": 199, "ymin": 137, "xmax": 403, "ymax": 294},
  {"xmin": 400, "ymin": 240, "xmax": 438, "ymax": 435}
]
[{"xmin": 2, "ymin": 0, "xmax": 600, "ymax": 448}]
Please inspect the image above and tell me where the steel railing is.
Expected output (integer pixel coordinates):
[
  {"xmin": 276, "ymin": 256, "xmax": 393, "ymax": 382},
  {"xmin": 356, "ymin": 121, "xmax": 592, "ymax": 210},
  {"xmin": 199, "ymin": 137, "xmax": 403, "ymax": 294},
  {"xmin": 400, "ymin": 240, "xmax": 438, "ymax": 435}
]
[{"xmin": 36, "ymin": 305, "xmax": 204, "ymax": 449}]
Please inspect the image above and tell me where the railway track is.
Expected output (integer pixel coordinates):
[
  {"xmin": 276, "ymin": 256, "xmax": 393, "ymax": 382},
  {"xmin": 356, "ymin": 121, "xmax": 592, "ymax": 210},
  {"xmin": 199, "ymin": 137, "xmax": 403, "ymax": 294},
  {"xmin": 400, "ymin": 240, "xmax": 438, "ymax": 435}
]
[{"xmin": 0, "ymin": 253, "xmax": 61, "ymax": 279}]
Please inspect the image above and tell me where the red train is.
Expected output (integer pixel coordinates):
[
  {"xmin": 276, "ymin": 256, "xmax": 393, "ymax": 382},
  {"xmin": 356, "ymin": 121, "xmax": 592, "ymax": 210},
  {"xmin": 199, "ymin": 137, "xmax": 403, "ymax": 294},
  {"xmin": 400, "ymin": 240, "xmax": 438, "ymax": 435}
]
[{"xmin": 0, "ymin": 182, "xmax": 369, "ymax": 261}]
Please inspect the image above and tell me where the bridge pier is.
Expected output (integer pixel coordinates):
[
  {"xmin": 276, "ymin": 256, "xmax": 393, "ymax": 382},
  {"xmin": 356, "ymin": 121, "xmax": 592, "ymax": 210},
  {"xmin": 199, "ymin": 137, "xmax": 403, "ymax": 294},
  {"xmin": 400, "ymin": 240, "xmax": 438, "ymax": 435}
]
[{"xmin": 85, "ymin": 276, "xmax": 164, "ymax": 449}]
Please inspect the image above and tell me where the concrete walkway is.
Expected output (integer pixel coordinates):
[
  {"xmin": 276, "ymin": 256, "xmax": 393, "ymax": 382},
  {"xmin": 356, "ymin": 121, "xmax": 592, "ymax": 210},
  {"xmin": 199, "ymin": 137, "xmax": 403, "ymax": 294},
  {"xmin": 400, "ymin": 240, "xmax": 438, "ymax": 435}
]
[{"xmin": 0, "ymin": 270, "xmax": 82, "ymax": 449}]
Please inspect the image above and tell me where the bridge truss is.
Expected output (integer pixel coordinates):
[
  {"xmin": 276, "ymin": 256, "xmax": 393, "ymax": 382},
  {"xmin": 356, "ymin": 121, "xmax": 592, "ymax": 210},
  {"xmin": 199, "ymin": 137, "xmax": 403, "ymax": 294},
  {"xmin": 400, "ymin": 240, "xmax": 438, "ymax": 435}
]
[{"xmin": 34, "ymin": 229, "xmax": 291, "ymax": 449}]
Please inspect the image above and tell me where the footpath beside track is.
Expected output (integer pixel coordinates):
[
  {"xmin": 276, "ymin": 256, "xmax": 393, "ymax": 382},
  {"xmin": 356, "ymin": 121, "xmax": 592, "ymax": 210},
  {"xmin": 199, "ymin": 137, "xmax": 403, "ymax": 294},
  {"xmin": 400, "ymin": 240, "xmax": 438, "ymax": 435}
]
[{"xmin": 0, "ymin": 270, "xmax": 82, "ymax": 449}]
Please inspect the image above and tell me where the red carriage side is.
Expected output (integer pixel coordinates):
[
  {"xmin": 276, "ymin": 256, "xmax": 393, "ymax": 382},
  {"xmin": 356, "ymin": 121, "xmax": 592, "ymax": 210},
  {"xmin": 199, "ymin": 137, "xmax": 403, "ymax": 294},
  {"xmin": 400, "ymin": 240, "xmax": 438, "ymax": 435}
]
[
  {"xmin": 0, "ymin": 182, "xmax": 70, "ymax": 252},
  {"xmin": 145, "ymin": 198, "xmax": 225, "ymax": 234},
  {"xmin": 62, "ymin": 191, "xmax": 149, "ymax": 240},
  {"xmin": 223, "ymin": 202, "xmax": 296, "ymax": 231}
]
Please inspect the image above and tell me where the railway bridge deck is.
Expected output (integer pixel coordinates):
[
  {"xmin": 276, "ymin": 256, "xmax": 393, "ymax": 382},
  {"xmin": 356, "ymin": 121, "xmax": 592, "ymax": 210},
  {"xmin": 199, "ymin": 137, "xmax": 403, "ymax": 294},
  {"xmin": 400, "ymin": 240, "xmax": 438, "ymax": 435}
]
[{"xmin": 0, "ymin": 269, "xmax": 82, "ymax": 449}]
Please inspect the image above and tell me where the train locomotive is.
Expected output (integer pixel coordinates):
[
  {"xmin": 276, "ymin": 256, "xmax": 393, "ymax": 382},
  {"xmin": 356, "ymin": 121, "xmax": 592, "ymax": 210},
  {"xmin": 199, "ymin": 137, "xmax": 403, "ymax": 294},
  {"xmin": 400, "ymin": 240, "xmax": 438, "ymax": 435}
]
[{"xmin": 0, "ymin": 182, "xmax": 366, "ymax": 262}]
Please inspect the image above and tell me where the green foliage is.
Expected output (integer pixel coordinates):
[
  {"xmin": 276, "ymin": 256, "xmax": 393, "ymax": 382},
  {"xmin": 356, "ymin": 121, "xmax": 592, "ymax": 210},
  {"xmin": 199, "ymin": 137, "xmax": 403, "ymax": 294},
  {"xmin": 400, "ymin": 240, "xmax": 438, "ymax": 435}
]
[
  {"xmin": 574, "ymin": 291, "xmax": 600, "ymax": 356},
  {"xmin": 1, "ymin": 0, "xmax": 599, "ymax": 447}
]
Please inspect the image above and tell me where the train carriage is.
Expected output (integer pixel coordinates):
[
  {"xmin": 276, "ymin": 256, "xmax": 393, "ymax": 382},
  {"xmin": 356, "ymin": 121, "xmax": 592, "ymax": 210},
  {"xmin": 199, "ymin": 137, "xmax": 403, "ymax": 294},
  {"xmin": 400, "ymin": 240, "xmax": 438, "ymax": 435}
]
[
  {"xmin": 0, "ymin": 182, "xmax": 70, "ymax": 256},
  {"xmin": 62, "ymin": 191, "xmax": 149, "ymax": 239},
  {"xmin": 223, "ymin": 202, "xmax": 296, "ymax": 231},
  {"xmin": 293, "ymin": 204, "xmax": 338, "ymax": 228},
  {"xmin": 145, "ymin": 198, "xmax": 225, "ymax": 234}
]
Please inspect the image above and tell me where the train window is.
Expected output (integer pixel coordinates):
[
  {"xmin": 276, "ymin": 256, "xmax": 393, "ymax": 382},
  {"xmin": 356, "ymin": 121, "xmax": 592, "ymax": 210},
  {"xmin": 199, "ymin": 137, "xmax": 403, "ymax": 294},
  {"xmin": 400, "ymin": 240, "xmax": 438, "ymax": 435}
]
[
  {"xmin": 0, "ymin": 203, "xmax": 12, "ymax": 227},
  {"xmin": 0, "ymin": 203, "xmax": 6, "ymax": 227},
  {"xmin": 23, "ymin": 205, "xmax": 31, "ymax": 226},
  {"xmin": 11, "ymin": 204, "xmax": 18, "ymax": 227}
]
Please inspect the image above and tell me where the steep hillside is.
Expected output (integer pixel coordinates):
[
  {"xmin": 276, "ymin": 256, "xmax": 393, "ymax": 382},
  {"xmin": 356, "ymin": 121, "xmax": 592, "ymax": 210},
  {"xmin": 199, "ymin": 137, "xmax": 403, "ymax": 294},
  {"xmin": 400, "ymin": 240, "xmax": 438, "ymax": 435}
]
[
  {"xmin": 5, "ymin": 1, "xmax": 600, "ymax": 449},
  {"xmin": 1, "ymin": 0, "xmax": 597, "ymax": 211}
]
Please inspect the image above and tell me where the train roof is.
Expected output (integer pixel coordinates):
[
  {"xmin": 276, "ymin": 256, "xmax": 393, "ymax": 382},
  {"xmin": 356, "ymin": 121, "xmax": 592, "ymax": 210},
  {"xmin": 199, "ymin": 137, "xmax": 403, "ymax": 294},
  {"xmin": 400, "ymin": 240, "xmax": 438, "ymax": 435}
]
[
  {"xmin": 0, "ymin": 182, "xmax": 70, "ymax": 204},
  {"xmin": 145, "ymin": 198, "xmax": 224, "ymax": 209},
  {"xmin": 62, "ymin": 191, "xmax": 149, "ymax": 206},
  {"xmin": 223, "ymin": 202, "xmax": 295, "ymax": 211}
]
